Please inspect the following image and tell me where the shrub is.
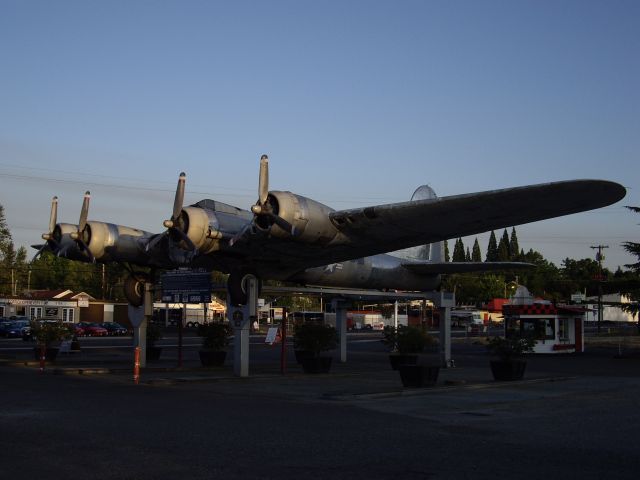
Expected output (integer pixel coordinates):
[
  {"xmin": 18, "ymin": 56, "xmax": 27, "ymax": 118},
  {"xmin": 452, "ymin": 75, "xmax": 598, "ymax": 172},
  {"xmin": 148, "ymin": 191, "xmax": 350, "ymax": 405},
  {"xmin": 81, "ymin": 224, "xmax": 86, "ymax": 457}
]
[
  {"xmin": 197, "ymin": 322, "xmax": 232, "ymax": 351},
  {"xmin": 382, "ymin": 325, "xmax": 434, "ymax": 354},
  {"xmin": 293, "ymin": 324, "xmax": 338, "ymax": 357},
  {"xmin": 486, "ymin": 335, "xmax": 535, "ymax": 362}
]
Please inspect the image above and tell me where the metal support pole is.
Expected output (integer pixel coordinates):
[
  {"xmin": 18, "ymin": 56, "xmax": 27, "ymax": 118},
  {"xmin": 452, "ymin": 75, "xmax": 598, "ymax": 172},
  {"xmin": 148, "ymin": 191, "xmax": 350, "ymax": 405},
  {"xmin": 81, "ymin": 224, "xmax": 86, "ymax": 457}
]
[
  {"xmin": 394, "ymin": 300, "xmax": 398, "ymax": 329},
  {"xmin": 280, "ymin": 309, "xmax": 287, "ymax": 374},
  {"xmin": 229, "ymin": 275, "xmax": 258, "ymax": 377},
  {"xmin": 439, "ymin": 306, "xmax": 452, "ymax": 368},
  {"xmin": 132, "ymin": 281, "xmax": 152, "ymax": 368},
  {"xmin": 333, "ymin": 299, "xmax": 348, "ymax": 363}
]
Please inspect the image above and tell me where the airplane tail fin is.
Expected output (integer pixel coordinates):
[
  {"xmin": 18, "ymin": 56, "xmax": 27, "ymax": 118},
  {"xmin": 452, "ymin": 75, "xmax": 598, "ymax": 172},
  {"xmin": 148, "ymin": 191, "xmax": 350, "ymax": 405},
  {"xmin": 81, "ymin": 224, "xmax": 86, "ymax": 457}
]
[{"xmin": 389, "ymin": 185, "xmax": 443, "ymax": 262}]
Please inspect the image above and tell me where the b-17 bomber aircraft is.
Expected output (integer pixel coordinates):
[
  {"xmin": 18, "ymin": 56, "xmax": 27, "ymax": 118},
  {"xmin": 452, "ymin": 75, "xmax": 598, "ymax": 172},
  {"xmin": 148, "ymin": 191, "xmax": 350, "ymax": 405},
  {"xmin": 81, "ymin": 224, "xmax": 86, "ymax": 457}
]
[{"xmin": 34, "ymin": 155, "xmax": 626, "ymax": 306}]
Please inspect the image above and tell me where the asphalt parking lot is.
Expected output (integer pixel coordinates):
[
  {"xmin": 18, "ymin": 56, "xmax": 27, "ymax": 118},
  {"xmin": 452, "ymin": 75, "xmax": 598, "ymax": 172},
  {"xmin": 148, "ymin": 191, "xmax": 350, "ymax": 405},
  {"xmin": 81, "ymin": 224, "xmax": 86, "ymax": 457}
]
[{"xmin": 2, "ymin": 334, "xmax": 640, "ymax": 479}]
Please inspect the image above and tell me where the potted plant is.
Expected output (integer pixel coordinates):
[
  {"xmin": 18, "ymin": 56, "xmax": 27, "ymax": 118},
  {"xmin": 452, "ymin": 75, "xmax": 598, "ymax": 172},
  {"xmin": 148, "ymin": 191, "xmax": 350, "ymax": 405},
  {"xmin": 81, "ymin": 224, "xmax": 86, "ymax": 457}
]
[
  {"xmin": 146, "ymin": 322, "xmax": 163, "ymax": 362},
  {"xmin": 386, "ymin": 325, "xmax": 440, "ymax": 388},
  {"xmin": 293, "ymin": 323, "xmax": 338, "ymax": 374},
  {"xmin": 382, "ymin": 325, "xmax": 435, "ymax": 370},
  {"xmin": 30, "ymin": 320, "xmax": 71, "ymax": 362},
  {"xmin": 197, "ymin": 322, "xmax": 232, "ymax": 367},
  {"xmin": 486, "ymin": 334, "xmax": 536, "ymax": 381}
]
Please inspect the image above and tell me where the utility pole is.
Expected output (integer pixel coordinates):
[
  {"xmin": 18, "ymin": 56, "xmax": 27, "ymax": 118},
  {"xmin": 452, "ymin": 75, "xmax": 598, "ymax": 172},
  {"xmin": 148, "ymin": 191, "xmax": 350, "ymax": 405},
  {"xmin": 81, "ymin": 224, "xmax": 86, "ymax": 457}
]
[{"xmin": 591, "ymin": 245, "xmax": 609, "ymax": 333}]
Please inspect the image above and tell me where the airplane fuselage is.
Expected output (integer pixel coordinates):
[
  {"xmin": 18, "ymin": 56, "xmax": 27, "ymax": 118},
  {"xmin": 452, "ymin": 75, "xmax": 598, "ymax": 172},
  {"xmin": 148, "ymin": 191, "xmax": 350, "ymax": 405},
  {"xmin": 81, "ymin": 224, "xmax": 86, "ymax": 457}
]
[{"xmin": 289, "ymin": 254, "xmax": 441, "ymax": 291}]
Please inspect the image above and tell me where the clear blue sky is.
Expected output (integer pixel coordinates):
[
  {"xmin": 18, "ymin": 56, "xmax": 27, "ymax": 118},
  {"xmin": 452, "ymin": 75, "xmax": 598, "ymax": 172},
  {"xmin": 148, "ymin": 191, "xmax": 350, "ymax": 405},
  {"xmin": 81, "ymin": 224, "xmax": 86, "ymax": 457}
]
[{"xmin": 1, "ymin": 0, "xmax": 638, "ymax": 271}]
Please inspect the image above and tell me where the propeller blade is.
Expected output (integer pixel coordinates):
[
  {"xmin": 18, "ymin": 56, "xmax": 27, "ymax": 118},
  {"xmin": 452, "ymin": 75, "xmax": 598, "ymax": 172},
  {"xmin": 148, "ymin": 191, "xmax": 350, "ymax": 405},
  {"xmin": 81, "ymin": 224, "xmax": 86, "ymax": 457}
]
[
  {"xmin": 258, "ymin": 155, "xmax": 269, "ymax": 206},
  {"xmin": 78, "ymin": 191, "xmax": 90, "ymax": 232},
  {"xmin": 145, "ymin": 232, "xmax": 167, "ymax": 252},
  {"xmin": 48, "ymin": 196, "xmax": 58, "ymax": 234},
  {"xmin": 173, "ymin": 227, "xmax": 197, "ymax": 252},
  {"xmin": 172, "ymin": 172, "xmax": 186, "ymax": 221},
  {"xmin": 32, "ymin": 243, "xmax": 48, "ymax": 262},
  {"xmin": 77, "ymin": 239, "xmax": 95, "ymax": 263},
  {"xmin": 271, "ymin": 214, "xmax": 297, "ymax": 237}
]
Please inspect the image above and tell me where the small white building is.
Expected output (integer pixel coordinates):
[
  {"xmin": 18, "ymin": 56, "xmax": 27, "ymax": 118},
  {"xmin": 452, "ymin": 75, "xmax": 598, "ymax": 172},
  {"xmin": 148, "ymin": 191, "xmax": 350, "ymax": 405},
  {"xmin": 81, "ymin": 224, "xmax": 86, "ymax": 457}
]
[
  {"xmin": 502, "ymin": 286, "xmax": 586, "ymax": 354},
  {"xmin": 584, "ymin": 293, "xmax": 636, "ymax": 323}
]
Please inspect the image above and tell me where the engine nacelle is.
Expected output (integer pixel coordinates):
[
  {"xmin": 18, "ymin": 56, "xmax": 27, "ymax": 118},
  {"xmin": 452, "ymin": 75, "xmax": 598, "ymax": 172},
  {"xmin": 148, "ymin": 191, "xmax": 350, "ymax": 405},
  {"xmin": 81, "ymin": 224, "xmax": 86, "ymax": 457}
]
[
  {"xmin": 262, "ymin": 191, "xmax": 340, "ymax": 244},
  {"xmin": 84, "ymin": 222, "xmax": 150, "ymax": 262},
  {"xmin": 52, "ymin": 223, "xmax": 82, "ymax": 259},
  {"xmin": 179, "ymin": 206, "xmax": 221, "ymax": 253}
]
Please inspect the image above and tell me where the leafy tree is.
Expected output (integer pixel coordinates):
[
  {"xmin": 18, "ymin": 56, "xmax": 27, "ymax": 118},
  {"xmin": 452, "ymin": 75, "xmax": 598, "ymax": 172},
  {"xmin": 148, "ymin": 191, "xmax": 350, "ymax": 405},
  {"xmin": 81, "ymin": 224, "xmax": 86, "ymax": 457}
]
[
  {"xmin": 516, "ymin": 249, "xmax": 561, "ymax": 300},
  {"xmin": 0, "ymin": 205, "xmax": 28, "ymax": 296},
  {"xmin": 471, "ymin": 238, "xmax": 482, "ymax": 262},
  {"xmin": 486, "ymin": 231, "xmax": 498, "ymax": 261}
]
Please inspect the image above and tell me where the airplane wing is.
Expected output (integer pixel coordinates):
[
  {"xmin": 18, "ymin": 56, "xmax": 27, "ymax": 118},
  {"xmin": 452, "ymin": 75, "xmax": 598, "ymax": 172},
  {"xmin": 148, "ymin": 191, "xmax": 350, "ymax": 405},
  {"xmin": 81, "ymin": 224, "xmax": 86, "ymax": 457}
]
[
  {"xmin": 325, "ymin": 179, "xmax": 625, "ymax": 260},
  {"xmin": 402, "ymin": 262, "xmax": 534, "ymax": 275},
  {"xmin": 219, "ymin": 179, "xmax": 625, "ymax": 277}
]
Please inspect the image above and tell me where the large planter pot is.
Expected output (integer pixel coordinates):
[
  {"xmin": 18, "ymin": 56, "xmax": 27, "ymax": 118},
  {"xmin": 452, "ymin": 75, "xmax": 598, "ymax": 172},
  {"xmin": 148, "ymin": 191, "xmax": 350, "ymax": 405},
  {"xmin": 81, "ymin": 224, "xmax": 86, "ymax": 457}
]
[
  {"xmin": 388, "ymin": 353, "xmax": 419, "ymax": 370},
  {"xmin": 199, "ymin": 350, "xmax": 227, "ymax": 367},
  {"xmin": 398, "ymin": 364, "xmax": 440, "ymax": 388},
  {"xmin": 295, "ymin": 349, "xmax": 314, "ymax": 364},
  {"xmin": 33, "ymin": 347, "xmax": 59, "ymax": 362},
  {"xmin": 301, "ymin": 356, "xmax": 332, "ymax": 374},
  {"xmin": 146, "ymin": 346, "xmax": 162, "ymax": 362},
  {"xmin": 490, "ymin": 359, "xmax": 527, "ymax": 381}
]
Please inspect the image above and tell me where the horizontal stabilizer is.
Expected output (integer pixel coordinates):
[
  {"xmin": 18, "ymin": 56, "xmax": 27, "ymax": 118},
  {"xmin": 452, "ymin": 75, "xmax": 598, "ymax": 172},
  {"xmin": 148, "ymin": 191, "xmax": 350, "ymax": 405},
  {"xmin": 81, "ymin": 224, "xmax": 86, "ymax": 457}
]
[{"xmin": 402, "ymin": 261, "xmax": 535, "ymax": 275}]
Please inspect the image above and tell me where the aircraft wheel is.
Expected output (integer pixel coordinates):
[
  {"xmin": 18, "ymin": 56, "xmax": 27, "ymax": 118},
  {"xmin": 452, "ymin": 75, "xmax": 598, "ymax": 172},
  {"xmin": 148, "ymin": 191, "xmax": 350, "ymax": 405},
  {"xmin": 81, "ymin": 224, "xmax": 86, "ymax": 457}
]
[
  {"xmin": 124, "ymin": 274, "xmax": 149, "ymax": 307},
  {"xmin": 227, "ymin": 271, "xmax": 261, "ymax": 306}
]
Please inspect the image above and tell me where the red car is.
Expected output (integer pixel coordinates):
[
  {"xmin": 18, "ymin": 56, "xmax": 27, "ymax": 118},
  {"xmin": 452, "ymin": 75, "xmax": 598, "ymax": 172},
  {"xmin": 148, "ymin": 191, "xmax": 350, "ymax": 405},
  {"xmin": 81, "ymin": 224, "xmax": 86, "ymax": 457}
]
[{"xmin": 78, "ymin": 322, "xmax": 108, "ymax": 337}]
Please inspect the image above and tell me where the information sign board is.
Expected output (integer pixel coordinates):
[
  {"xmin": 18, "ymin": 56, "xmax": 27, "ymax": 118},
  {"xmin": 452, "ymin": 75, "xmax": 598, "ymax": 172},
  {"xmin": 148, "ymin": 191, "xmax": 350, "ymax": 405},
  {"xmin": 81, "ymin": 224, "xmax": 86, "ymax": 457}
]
[{"xmin": 161, "ymin": 270, "xmax": 212, "ymax": 304}]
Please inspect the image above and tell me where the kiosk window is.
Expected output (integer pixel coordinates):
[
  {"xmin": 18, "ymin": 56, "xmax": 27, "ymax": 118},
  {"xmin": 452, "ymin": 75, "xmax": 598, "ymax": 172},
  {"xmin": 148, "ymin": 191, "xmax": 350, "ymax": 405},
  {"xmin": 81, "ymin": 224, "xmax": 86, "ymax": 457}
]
[{"xmin": 522, "ymin": 318, "xmax": 555, "ymax": 340}]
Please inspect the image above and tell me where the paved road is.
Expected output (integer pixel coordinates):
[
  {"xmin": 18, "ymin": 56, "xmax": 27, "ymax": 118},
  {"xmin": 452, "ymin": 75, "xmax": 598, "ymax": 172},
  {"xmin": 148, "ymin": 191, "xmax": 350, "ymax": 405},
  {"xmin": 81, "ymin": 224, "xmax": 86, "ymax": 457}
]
[{"xmin": 2, "ymin": 334, "xmax": 640, "ymax": 479}]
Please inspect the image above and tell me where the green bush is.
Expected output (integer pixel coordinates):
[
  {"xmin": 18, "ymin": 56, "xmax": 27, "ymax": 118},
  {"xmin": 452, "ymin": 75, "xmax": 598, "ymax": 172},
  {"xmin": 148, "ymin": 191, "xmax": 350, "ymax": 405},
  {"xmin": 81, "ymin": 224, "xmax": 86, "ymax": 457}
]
[
  {"xmin": 382, "ymin": 325, "xmax": 434, "ymax": 354},
  {"xmin": 293, "ymin": 324, "xmax": 338, "ymax": 357},
  {"xmin": 486, "ymin": 335, "xmax": 535, "ymax": 361},
  {"xmin": 30, "ymin": 320, "xmax": 71, "ymax": 347},
  {"xmin": 197, "ymin": 322, "xmax": 232, "ymax": 351}
]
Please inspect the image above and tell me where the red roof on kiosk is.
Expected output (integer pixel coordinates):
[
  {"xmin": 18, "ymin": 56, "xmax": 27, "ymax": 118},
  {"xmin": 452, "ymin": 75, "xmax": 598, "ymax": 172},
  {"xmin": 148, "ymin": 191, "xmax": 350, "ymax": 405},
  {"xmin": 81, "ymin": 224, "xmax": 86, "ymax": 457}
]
[{"xmin": 503, "ymin": 304, "xmax": 589, "ymax": 315}]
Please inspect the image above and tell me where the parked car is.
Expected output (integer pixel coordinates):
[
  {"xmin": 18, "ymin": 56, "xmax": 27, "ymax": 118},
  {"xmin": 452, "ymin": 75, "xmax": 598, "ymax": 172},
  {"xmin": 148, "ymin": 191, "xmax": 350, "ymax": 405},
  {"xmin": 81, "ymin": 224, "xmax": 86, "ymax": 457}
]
[
  {"xmin": 67, "ymin": 323, "xmax": 85, "ymax": 337},
  {"xmin": 1, "ymin": 320, "xmax": 31, "ymax": 338},
  {"xmin": 77, "ymin": 322, "xmax": 108, "ymax": 337},
  {"xmin": 100, "ymin": 322, "xmax": 129, "ymax": 336}
]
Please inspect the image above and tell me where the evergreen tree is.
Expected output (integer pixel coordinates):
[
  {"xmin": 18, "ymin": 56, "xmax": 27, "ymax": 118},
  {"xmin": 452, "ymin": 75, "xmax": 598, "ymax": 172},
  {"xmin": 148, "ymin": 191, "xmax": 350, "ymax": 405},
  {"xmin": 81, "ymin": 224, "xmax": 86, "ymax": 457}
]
[
  {"xmin": 471, "ymin": 238, "xmax": 482, "ymax": 262},
  {"xmin": 509, "ymin": 227, "xmax": 520, "ymax": 260},
  {"xmin": 622, "ymin": 206, "xmax": 640, "ymax": 272},
  {"xmin": 465, "ymin": 247, "xmax": 471, "ymax": 262},
  {"xmin": 0, "ymin": 205, "xmax": 19, "ymax": 295},
  {"xmin": 452, "ymin": 238, "xmax": 466, "ymax": 262},
  {"xmin": 444, "ymin": 239, "xmax": 450, "ymax": 262},
  {"xmin": 497, "ymin": 229, "xmax": 510, "ymax": 261},
  {"xmin": 620, "ymin": 206, "xmax": 640, "ymax": 328},
  {"xmin": 486, "ymin": 231, "xmax": 498, "ymax": 261}
]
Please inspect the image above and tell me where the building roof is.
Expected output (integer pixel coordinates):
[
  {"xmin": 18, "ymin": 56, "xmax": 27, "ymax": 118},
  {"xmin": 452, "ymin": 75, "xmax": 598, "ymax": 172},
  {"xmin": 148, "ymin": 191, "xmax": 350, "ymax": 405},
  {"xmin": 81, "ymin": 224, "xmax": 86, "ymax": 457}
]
[{"xmin": 23, "ymin": 290, "xmax": 95, "ymax": 301}]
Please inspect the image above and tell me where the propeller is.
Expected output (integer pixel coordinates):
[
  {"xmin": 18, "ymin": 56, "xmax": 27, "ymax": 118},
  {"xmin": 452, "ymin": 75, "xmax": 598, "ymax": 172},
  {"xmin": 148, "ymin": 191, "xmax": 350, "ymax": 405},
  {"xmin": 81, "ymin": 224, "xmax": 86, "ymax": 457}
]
[
  {"xmin": 145, "ymin": 172, "xmax": 196, "ymax": 252},
  {"xmin": 249, "ymin": 155, "xmax": 297, "ymax": 235},
  {"xmin": 69, "ymin": 191, "xmax": 95, "ymax": 262},
  {"xmin": 33, "ymin": 196, "xmax": 60, "ymax": 260}
]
